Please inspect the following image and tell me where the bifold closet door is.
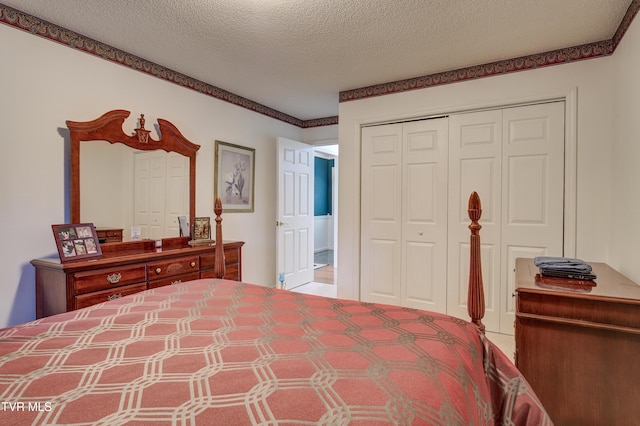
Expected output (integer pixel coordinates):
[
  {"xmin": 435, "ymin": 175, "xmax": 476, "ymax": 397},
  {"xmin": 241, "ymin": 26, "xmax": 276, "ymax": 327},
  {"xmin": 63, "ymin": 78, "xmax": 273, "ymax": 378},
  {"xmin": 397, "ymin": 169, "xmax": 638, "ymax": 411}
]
[
  {"xmin": 447, "ymin": 109, "xmax": 503, "ymax": 331},
  {"xmin": 499, "ymin": 102, "xmax": 565, "ymax": 334},
  {"xmin": 360, "ymin": 119, "xmax": 448, "ymax": 312},
  {"xmin": 447, "ymin": 102, "xmax": 565, "ymax": 333}
]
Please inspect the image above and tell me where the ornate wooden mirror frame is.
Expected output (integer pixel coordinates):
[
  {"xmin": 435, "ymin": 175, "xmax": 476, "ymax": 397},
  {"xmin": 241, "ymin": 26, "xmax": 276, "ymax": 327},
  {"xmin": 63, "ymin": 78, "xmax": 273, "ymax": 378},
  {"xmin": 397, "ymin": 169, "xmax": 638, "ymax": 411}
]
[{"xmin": 67, "ymin": 109, "xmax": 200, "ymax": 234}]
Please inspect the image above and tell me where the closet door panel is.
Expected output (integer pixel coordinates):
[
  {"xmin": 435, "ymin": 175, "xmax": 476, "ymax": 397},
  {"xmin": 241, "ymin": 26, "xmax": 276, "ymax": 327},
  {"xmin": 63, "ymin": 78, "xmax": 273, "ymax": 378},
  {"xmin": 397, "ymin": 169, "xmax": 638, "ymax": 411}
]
[
  {"xmin": 500, "ymin": 102, "xmax": 565, "ymax": 333},
  {"xmin": 448, "ymin": 110, "xmax": 502, "ymax": 332},
  {"xmin": 402, "ymin": 119, "xmax": 448, "ymax": 312},
  {"xmin": 361, "ymin": 125, "xmax": 403, "ymax": 305}
]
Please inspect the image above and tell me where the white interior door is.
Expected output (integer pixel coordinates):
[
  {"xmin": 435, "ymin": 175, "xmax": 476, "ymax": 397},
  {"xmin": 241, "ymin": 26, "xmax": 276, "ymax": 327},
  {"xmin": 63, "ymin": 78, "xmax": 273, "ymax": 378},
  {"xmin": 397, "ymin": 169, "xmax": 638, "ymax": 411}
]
[{"xmin": 277, "ymin": 137, "xmax": 314, "ymax": 289}]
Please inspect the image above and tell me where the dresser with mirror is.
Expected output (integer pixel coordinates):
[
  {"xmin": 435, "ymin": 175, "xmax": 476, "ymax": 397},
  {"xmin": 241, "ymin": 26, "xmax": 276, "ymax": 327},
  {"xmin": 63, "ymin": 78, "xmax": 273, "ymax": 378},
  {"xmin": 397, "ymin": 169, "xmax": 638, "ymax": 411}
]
[{"xmin": 32, "ymin": 110, "xmax": 243, "ymax": 318}]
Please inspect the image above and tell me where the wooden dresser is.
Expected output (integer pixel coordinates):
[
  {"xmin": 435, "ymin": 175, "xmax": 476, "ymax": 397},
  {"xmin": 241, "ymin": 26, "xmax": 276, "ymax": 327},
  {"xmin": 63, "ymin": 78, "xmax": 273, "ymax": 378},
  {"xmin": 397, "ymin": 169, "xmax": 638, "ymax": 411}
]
[
  {"xmin": 32, "ymin": 239, "xmax": 244, "ymax": 318},
  {"xmin": 515, "ymin": 258, "xmax": 640, "ymax": 426}
]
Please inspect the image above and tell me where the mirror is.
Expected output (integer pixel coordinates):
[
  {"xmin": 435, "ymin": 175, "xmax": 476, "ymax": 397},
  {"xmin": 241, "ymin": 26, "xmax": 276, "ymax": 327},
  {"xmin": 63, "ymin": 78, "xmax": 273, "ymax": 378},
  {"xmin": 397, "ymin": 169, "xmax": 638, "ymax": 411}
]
[{"xmin": 68, "ymin": 110, "xmax": 199, "ymax": 242}]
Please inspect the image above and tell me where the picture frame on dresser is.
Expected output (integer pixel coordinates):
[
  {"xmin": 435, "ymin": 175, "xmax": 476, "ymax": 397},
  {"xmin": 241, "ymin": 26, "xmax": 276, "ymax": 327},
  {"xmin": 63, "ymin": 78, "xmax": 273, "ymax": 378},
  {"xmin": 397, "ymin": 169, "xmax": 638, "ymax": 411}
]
[
  {"xmin": 214, "ymin": 140, "xmax": 255, "ymax": 212},
  {"xmin": 52, "ymin": 223, "xmax": 102, "ymax": 262},
  {"xmin": 193, "ymin": 217, "xmax": 211, "ymax": 240}
]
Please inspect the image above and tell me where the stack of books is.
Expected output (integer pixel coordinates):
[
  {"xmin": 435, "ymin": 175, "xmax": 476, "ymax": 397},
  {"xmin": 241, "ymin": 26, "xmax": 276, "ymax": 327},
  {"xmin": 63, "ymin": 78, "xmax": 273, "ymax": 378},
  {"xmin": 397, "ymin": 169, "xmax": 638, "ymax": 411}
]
[{"xmin": 534, "ymin": 256, "xmax": 597, "ymax": 287}]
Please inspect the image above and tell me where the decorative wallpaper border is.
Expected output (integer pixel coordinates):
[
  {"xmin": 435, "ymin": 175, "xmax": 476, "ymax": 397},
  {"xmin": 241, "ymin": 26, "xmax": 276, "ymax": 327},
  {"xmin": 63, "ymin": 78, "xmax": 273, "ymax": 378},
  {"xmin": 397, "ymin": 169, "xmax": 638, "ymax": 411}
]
[
  {"xmin": 0, "ymin": 4, "xmax": 338, "ymax": 129},
  {"xmin": 340, "ymin": 1, "xmax": 639, "ymax": 103},
  {"xmin": 1, "ymin": 2, "xmax": 638, "ymax": 126}
]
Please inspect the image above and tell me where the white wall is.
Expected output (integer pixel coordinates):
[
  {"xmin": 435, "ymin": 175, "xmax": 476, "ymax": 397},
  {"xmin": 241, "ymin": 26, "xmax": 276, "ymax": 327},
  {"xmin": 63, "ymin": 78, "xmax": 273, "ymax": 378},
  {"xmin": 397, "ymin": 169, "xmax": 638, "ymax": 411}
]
[
  {"xmin": 337, "ymin": 56, "xmax": 615, "ymax": 300},
  {"xmin": 0, "ymin": 24, "xmax": 306, "ymax": 327},
  {"xmin": 611, "ymin": 17, "xmax": 640, "ymax": 283}
]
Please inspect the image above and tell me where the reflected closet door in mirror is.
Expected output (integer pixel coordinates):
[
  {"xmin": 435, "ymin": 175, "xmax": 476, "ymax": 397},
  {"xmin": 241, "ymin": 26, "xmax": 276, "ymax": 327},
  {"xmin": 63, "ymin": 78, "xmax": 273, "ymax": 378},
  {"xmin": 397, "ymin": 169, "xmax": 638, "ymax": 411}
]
[{"xmin": 80, "ymin": 142, "xmax": 190, "ymax": 241}]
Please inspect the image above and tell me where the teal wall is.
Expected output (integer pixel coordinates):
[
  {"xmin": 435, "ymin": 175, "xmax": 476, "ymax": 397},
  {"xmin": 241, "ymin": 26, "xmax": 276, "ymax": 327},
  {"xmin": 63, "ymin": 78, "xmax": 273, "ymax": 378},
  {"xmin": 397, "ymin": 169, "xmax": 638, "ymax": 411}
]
[{"xmin": 314, "ymin": 157, "xmax": 334, "ymax": 216}]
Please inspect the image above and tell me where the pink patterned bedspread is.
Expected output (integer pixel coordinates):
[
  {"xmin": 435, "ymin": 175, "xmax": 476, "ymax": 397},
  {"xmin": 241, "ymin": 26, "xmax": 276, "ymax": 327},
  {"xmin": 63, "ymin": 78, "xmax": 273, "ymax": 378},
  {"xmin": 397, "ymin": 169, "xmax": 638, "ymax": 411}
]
[{"xmin": 0, "ymin": 279, "xmax": 550, "ymax": 425}]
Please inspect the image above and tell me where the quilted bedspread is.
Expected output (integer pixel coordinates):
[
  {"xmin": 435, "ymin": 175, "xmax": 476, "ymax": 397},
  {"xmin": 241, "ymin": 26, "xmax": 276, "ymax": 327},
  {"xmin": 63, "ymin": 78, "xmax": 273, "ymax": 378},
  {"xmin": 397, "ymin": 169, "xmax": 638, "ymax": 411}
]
[{"xmin": 0, "ymin": 279, "xmax": 550, "ymax": 425}]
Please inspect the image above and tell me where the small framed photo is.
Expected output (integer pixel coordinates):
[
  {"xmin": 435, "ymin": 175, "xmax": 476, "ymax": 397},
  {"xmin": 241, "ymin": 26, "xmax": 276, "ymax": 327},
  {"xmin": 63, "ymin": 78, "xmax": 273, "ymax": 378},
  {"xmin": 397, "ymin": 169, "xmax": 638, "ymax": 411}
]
[
  {"xmin": 178, "ymin": 216, "xmax": 190, "ymax": 238},
  {"xmin": 193, "ymin": 217, "xmax": 211, "ymax": 240},
  {"xmin": 215, "ymin": 140, "xmax": 255, "ymax": 212},
  {"xmin": 52, "ymin": 223, "xmax": 102, "ymax": 262}
]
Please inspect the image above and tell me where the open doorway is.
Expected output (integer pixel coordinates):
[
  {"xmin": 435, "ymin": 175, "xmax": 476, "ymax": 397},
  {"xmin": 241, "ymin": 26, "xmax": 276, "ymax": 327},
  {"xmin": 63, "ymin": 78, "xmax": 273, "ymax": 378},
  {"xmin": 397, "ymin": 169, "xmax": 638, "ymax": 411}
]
[{"xmin": 313, "ymin": 145, "xmax": 338, "ymax": 285}]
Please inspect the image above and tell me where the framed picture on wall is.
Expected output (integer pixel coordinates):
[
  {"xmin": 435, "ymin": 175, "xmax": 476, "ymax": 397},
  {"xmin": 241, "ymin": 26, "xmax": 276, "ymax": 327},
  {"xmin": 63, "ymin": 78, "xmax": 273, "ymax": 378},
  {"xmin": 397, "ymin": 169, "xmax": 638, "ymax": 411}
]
[
  {"xmin": 214, "ymin": 140, "xmax": 255, "ymax": 212},
  {"xmin": 52, "ymin": 223, "xmax": 102, "ymax": 262}
]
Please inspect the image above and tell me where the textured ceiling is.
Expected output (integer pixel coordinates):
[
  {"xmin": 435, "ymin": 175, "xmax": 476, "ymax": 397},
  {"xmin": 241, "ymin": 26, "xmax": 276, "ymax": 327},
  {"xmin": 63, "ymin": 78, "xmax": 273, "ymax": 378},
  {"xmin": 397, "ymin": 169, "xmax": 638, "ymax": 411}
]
[{"xmin": 1, "ymin": 0, "xmax": 633, "ymax": 121}]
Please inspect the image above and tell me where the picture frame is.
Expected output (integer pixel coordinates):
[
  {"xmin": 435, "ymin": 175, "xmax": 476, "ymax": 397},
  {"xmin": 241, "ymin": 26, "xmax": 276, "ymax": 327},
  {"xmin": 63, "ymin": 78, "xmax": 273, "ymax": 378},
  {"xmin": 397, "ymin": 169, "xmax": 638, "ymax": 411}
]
[
  {"xmin": 178, "ymin": 216, "xmax": 190, "ymax": 238},
  {"xmin": 214, "ymin": 140, "xmax": 255, "ymax": 212},
  {"xmin": 52, "ymin": 223, "xmax": 102, "ymax": 262},
  {"xmin": 193, "ymin": 217, "xmax": 211, "ymax": 240}
]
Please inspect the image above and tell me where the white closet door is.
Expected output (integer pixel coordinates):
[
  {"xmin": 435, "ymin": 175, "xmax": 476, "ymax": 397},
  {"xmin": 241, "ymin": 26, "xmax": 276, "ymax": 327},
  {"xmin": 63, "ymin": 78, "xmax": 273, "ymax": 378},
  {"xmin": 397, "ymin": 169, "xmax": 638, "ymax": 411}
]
[
  {"xmin": 361, "ymin": 124, "xmax": 403, "ymax": 305},
  {"xmin": 361, "ymin": 119, "xmax": 448, "ymax": 311},
  {"xmin": 402, "ymin": 119, "xmax": 448, "ymax": 312},
  {"xmin": 500, "ymin": 102, "xmax": 565, "ymax": 333},
  {"xmin": 447, "ymin": 110, "xmax": 503, "ymax": 332}
]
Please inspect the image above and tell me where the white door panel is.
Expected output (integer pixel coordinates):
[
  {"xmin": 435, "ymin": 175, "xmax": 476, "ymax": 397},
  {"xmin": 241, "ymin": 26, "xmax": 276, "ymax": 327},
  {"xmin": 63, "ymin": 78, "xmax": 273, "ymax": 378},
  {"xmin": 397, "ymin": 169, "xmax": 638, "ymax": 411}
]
[
  {"xmin": 361, "ymin": 124, "xmax": 403, "ymax": 305},
  {"xmin": 500, "ymin": 102, "xmax": 565, "ymax": 333},
  {"xmin": 277, "ymin": 137, "xmax": 314, "ymax": 289},
  {"xmin": 448, "ymin": 109, "xmax": 502, "ymax": 331},
  {"xmin": 164, "ymin": 152, "xmax": 189, "ymax": 237},
  {"xmin": 402, "ymin": 119, "xmax": 448, "ymax": 312}
]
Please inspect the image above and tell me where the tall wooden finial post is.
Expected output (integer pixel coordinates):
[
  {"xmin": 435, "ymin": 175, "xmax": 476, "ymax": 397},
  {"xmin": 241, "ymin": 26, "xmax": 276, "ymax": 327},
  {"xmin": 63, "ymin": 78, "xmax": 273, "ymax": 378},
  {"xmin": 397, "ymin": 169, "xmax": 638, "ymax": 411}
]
[
  {"xmin": 214, "ymin": 197, "xmax": 226, "ymax": 279},
  {"xmin": 467, "ymin": 192, "xmax": 485, "ymax": 333}
]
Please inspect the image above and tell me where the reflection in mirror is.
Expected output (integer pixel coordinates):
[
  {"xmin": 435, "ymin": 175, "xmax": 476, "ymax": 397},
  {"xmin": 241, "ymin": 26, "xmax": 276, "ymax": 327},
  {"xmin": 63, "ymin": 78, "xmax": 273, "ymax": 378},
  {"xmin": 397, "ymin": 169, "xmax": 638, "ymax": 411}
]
[
  {"xmin": 67, "ymin": 110, "xmax": 200, "ymax": 245},
  {"xmin": 80, "ymin": 141, "xmax": 189, "ymax": 241}
]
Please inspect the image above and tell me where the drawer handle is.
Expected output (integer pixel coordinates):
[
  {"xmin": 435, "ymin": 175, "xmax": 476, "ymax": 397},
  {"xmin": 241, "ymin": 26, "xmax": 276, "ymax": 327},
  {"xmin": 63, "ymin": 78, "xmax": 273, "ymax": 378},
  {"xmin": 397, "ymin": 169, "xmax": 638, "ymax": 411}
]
[
  {"xmin": 106, "ymin": 273, "xmax": 122, "ymax": 284},
  {"xmin": 171, "ymin": 280, "xmax": 182, "ymax": 285},
  {"xmin": 155, "ymin": 268, "xmax": 162, "ymax": 274},
  {"xmin": 108, "ymin": 293, "xmax": 122, "ymax": 301},
  {"xmin": 190, "ymin": 261, "xmax": 196, "ymax": 268}
]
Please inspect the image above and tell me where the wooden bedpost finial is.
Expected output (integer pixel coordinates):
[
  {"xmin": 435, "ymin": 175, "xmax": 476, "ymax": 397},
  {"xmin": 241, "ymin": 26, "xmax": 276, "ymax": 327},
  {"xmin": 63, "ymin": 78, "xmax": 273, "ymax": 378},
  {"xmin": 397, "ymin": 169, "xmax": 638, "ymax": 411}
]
[
  {"xmin": 467, "ymin": 191, "xmax": 486, "ymax": 333},
  {"xmin": 214, "ymin": 197, "xmax": 226, "ymax": 279}
]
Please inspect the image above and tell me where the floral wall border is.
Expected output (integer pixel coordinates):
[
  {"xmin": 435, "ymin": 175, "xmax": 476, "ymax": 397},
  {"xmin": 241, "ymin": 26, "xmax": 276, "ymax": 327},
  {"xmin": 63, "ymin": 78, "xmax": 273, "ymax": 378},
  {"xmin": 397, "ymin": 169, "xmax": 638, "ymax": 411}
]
[
  {"xmin": 1, "ymin": 2, "xmax": 638, "ymax": 125},
  {"xmin": 0, "ymin": 4, "xmax": 338, "ymax": 129},
  {"xmin": 340, "ymin": 0, "xmax": 640, "ymax": 103}
]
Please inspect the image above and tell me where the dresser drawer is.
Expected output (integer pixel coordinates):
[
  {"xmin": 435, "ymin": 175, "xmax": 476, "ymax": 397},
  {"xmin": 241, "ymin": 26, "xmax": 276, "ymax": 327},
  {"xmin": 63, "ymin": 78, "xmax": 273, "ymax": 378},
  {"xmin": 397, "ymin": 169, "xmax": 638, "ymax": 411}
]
[
  {"xmin": 148, "ymin": 255, "xmax": 199, "ymax": 280},
  {"xmin": 200, "ymin": 263, "xmax": 240, "ymax": 281},
  {"xmin": 148, "ymin": 272, "xmax": 200, "ymax": 289},
  {"xmin": 200, "ymin": 249, "xmax": 239, "ymax": 269},
  {"xmin": 75, "ymin": 283, "xmax": 147, "ymax": 309},
  {"xmin": 75, "ymin": 265, "xmax": 147, "ymax": 294}
]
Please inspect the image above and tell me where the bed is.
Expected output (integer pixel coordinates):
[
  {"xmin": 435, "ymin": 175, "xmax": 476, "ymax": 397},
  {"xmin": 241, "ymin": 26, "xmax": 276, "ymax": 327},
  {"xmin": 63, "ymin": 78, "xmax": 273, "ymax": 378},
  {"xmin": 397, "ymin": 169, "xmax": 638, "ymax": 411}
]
[{"xmin": 0, "ymin": 194, "xmax": 551, "ymax": 425}]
